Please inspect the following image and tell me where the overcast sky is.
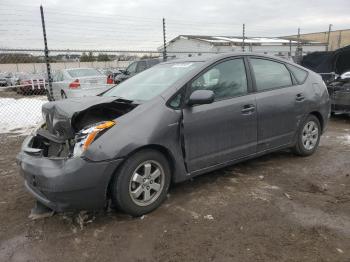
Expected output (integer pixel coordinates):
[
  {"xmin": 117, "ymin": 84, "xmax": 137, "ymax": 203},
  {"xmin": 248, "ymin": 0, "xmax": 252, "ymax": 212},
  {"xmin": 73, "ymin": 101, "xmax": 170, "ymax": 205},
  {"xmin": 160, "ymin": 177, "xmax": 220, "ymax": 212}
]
[{"xmin": 1, "ymin": 0, "xmax": 350, "ymax": 51}]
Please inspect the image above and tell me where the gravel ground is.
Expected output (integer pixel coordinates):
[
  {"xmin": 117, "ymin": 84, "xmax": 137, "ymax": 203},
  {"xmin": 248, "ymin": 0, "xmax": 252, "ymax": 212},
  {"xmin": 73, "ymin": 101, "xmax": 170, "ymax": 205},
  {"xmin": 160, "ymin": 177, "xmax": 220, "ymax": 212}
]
[{"xmin": 0, "ymin": 117, "xmax": 349, "ymax": 262}]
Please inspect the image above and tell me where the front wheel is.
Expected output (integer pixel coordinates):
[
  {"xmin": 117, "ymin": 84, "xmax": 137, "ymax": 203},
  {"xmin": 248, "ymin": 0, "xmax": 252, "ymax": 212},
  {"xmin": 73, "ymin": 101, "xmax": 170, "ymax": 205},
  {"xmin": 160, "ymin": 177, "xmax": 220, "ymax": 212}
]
[
  {"xmin": 292, "ymin": 115, "xmax": 321, "ymax": 156},
  {"xmin": 111, "ymin": 149, "xmax": 171, "ymax": 216}
]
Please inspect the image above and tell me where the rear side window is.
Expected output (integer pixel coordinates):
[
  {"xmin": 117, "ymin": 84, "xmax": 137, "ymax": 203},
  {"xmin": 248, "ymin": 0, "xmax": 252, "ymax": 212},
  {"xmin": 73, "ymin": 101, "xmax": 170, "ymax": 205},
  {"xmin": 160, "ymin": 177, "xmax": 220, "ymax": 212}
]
[
  {"xmin": 287, "ymin": 64, "xmax": 308, "ymax": 84},
  {"xmin": 250, "ymin": 58, "xmax": 292, "ymax": 91}
]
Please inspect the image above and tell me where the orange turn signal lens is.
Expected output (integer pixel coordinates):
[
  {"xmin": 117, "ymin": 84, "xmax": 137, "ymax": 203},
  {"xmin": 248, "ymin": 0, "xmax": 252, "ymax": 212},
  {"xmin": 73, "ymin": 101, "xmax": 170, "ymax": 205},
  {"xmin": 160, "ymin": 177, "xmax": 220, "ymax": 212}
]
[{"xmin": 82, "ymin": 121, "xmax": 115, "ymax": 151}]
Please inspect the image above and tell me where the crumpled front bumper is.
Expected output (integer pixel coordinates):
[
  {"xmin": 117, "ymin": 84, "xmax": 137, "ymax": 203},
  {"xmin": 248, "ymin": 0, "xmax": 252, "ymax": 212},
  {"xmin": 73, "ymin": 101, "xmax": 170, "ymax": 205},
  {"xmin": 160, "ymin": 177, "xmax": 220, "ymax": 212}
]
[{"xmin": 16, "ymin": 135, "xmax": 123, "ymax": 212}]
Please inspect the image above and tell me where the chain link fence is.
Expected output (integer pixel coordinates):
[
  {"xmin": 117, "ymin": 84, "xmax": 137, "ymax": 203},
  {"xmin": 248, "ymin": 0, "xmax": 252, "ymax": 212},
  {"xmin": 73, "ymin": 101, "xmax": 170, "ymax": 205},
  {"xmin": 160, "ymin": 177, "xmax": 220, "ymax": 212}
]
[{"xmin": 0, "ymin": 3, "xmax": 331, "ymax": 136}]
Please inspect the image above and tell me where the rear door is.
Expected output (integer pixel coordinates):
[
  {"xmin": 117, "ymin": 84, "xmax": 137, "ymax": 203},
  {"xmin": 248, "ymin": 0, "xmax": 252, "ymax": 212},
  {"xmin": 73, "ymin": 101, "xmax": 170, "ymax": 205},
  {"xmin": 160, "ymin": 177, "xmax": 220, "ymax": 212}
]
[
  {"xmin": 182, "ymin": 57, "xmax": 257, "ymax": 172},
  {"xmin": 248, "ymin": 57, "xmax": 306, "ymax": 151}
]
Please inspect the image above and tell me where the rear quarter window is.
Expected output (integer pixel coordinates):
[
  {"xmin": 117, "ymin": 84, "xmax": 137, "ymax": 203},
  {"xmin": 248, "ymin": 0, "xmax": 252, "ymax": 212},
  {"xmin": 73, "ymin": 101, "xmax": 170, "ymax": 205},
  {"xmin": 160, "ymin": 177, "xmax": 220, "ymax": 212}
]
[{"xmin": 287, "ymin": 64, "xmax": 308, "ymax": 84}]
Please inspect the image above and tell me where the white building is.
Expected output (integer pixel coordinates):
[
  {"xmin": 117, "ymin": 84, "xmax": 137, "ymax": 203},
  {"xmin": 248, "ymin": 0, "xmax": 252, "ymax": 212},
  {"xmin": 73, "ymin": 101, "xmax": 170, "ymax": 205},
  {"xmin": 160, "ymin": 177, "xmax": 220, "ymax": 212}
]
[{"xmin": 159, "ymin": 35, "xmax": 327, "ymax": 59}]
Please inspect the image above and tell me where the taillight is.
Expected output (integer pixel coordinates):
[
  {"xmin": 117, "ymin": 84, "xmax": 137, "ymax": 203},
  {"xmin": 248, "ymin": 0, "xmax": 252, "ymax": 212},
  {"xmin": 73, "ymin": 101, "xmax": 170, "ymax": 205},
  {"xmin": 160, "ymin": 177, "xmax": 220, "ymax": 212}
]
[
  {"xmin": 69, "ymin": 79, "xmax": 80, "ymax": 89},
  {"xmin": 107, "ymin": 75, "xmax": 113, "ymax": 84}
]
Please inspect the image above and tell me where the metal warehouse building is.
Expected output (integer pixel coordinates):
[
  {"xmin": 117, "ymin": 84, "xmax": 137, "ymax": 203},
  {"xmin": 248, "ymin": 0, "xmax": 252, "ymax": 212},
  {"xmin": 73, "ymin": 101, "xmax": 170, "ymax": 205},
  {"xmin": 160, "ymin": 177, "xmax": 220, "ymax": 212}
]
[{"xmin": 161, "ymin": 35, "xmax": 327, "ymax": 59}]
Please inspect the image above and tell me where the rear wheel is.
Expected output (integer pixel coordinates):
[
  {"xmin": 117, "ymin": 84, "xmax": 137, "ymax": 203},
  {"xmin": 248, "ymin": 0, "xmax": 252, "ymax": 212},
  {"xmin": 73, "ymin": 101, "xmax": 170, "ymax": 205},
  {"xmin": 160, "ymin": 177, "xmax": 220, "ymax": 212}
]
[
  {"xmin": 292, "ymin": 115, "xmax": 321, "ymax": 156},
  {"xmin": 111, "ymin": 149, "xmax": 171, "ymax": 216}
]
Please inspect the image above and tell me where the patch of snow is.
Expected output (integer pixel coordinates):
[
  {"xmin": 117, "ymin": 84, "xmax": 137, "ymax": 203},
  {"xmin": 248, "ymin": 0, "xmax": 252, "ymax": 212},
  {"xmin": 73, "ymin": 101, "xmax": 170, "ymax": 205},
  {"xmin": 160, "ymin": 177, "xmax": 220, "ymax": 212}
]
[
  {"xmin": 337, "ymin": 135, "xmax": 350, "ymax": 146},
  {"xmin": 0, "ymin": 97, "xmax": 47, "ymax": 135}
]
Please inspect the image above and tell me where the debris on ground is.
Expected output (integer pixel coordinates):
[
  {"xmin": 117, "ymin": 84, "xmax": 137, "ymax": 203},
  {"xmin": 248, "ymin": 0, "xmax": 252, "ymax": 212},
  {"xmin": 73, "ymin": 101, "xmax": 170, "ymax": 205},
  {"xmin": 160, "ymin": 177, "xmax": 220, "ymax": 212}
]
[
  {"xmin": 76, "ymin": 211, "xmax": 96, "ymax": 230},
  {"xmin": 259, "ymin": 175, "xmax": 264, "ymax": 180},
  {"xmin": 140, "ymin": 215, "xmax": 145, "ymax": 220},
  {"xmin": 336, "ymin": 248, "xmax": 344, "ymax": 254},
  {"xmin": 28, "ymin": 201, "xmax": 54, "ymax": 220},
  {"xmin": 204, "ymin": 214, "xmax": 214, "ymax": 220},
  {"xmin": 284, "ymin": 193, "xmax": 292, "ymax": 200}
]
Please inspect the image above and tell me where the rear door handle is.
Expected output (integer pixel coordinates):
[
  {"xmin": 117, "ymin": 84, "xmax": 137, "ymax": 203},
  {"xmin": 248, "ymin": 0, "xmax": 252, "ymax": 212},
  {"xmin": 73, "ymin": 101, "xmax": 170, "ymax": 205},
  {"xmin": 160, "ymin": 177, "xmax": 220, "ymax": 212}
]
[
  {"xmin": 241, "ymin": 104, "xmax": 255, "ymax": 114},
  {"xmin": 296, "ymin": 93, "xmax": 305, "ymax": 102}
]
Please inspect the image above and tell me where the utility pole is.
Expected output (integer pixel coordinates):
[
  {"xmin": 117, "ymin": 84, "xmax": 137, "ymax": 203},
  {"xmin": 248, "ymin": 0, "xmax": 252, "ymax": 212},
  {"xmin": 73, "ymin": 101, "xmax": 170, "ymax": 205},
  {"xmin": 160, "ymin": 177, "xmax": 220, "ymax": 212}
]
[
  {"xmin": 337, "ymin": 30, "xmax": 342, "ymax": 49},
  {"xmin": 326, "ymin": 24, "xmax": 332, "ymax": 51},
  {"xmin": 162, "ymin": 18, "xmax": 167, "ymax": 61},
  {"xmin": 295, "ymin": 28, "xmax": 303, "ymax": 64},
  {"xmin": 40, "ymin": 5, "xmax": 53, "ymax": 101},
  {"xmin": 289, "ymin": 40, "xmax": 292, "ymax": 58},
  {"xmin": 242, "ymin": 24, "xmax": 245, "ymax": 52}
]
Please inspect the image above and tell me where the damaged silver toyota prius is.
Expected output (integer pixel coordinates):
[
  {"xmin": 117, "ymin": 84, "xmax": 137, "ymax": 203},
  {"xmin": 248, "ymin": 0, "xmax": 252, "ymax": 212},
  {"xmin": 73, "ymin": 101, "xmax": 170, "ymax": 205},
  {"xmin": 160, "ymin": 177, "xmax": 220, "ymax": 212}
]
[{"xmin": 17, "ymin": 53, "xmax": 330, "ymax": 216}]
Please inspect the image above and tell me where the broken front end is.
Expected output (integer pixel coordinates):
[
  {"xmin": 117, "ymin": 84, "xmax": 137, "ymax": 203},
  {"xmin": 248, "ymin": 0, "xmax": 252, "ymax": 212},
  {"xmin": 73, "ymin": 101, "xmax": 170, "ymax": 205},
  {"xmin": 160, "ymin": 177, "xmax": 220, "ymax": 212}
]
[
  {"xmin": 327, "ymin": 79, "xmax": 350, "ymax": 114},
  {"xmin": 16, "ymin": 97, "xmax": 138, "ymax": 211}
]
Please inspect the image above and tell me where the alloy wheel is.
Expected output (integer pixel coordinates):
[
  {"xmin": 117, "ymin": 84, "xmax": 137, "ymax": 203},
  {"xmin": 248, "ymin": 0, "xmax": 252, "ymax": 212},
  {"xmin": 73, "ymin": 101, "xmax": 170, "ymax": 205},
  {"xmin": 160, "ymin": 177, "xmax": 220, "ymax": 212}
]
[
  {"xmin": 128, "ymin": 160, "xmax": 165, "ymax": 207},
  {"xmin": 301, "ymin": 120, "xmax": 319, "ymax": 150}
]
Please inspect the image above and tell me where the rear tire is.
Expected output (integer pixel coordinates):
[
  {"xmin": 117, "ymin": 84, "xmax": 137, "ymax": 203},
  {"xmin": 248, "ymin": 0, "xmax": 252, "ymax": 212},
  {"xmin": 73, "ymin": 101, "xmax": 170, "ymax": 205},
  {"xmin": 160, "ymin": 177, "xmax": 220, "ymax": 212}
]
[
  {"xmin": 111, "ymin": 149, "xmax": 171, "ymax": 216},
  {"xmin": 292, "ymin": 115, "xmax": 321, "ymax": 156}
]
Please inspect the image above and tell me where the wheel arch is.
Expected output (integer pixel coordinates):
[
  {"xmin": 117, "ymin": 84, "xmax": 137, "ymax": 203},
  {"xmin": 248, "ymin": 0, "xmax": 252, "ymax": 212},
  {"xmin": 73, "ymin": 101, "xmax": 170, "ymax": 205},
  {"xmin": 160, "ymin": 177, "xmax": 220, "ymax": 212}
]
[
  {"xmin": 309, "ymin": 111, "xmax": 324, "ymax": 132},
  {"xmin": 105, "ymin": 144, "xmax": 176, "ymax": 202}
]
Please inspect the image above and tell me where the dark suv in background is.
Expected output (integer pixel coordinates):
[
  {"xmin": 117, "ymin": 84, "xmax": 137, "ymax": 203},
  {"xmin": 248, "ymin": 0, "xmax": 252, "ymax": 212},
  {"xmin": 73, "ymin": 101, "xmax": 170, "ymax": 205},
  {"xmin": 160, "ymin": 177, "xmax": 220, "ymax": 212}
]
[{"xmin": 112, "ymin": 58, "xmax": 160, "ymax": 84}]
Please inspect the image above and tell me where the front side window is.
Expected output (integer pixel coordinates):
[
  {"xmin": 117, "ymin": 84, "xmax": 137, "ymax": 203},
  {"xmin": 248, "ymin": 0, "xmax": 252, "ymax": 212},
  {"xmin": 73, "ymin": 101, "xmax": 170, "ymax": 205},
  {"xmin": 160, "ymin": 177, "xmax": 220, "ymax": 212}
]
[
  {"xmin": 250, "ymin": 58, "xmax": 292, "ymax": 91},
  {"xmin": 190, "ymin": 58, "xmax": 248, "ymax": 101}
]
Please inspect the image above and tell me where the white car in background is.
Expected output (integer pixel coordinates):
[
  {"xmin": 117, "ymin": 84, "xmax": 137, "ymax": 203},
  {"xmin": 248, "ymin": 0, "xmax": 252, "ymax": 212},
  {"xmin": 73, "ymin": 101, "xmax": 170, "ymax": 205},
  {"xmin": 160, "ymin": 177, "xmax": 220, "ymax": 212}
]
[{"xmin": 52, "ymin": 68, "xmax": 114, "ymax": 100}]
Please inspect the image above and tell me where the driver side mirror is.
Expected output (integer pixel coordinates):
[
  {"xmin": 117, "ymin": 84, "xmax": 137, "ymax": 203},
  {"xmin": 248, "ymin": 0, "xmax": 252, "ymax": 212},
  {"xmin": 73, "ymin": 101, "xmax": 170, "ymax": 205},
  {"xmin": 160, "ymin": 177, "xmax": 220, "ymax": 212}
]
[{"xmin": 187, "ymin": 90, "xmax": 214, "ymax": 106}]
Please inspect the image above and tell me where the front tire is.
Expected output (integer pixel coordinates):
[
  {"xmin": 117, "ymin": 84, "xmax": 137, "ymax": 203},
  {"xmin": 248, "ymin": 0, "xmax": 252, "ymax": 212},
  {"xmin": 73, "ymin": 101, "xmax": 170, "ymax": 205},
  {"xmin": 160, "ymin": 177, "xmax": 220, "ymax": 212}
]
[
  {"xmin": 292, "ymin": 115, "xmax": 321, "ymax": 156},
  {"xmin": 111, "ymin": 149, "xmax": 171, "ymax": 216}
]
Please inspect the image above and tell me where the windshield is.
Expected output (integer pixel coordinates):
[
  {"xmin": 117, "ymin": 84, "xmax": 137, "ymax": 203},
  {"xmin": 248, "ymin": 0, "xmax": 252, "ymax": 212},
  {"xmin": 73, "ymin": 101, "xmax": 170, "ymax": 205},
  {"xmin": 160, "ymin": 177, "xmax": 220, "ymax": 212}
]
[
  {"xmin": 67, "ymin": 68, "xmax": 102, "ymax": 78},
  {"xmin": 103, "ymin": 61, "xmax": 203, "ymax": 101}
]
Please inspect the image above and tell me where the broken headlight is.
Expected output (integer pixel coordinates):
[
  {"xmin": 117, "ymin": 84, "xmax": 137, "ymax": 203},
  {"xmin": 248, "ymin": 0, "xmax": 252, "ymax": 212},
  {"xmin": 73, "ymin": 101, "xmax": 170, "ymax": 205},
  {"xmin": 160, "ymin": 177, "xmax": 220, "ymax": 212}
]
[{"xmin": 73, "ymin": 120, "xmax": 115, "ymax": 156}]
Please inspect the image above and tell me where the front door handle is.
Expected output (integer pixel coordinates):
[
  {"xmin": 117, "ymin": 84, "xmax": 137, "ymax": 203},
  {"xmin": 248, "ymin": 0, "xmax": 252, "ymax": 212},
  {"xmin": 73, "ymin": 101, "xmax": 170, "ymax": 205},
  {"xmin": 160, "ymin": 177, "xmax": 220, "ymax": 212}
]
[
  {"xmin": 296, "ymin": 93, "xmax": 305, "ymax": 102},
  {"xmin": 241, "ymin": 104, "xmax": 255, "ymax": 114}
]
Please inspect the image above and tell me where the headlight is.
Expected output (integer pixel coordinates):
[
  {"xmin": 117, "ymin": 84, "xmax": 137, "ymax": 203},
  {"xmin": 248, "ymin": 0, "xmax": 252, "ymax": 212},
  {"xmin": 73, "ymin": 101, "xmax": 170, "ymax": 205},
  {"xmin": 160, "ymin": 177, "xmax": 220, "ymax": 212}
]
[{"xmin": 73, "ymin": 120, "xmax": 115, "ymax": 156}]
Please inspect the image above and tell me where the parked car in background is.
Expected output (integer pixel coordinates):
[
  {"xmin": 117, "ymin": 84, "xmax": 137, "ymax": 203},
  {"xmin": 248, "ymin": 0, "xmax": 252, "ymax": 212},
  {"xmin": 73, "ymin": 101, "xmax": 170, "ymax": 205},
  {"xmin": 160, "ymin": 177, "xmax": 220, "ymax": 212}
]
[
  {"xmin": 0, "ymin": 72, "xmax": 18, "ymax": 87},
  {"xmin": 17, "ymin": 73, "xmax": 47, "ymax": 95},
  {"xmin": 17, "ymin": 53, "xmax": 330, "ymax": 216},
  {"xmin": 52, "ymin": 68, "xmax": 114, "ymax": 100},
  {"xmin": 327, "ymin": 72, "xmax": 350, "ymax": 114},
  {"xmin": 113, "ymin": 58, "xmax": 161, "ymax": 84},
  {"xmin": 301, "ymin": 45, "xmax": 350, "ymax": 114},
  {"xmin": 0, "ymin": 73, "xmax": 8, "ymax": 86}
]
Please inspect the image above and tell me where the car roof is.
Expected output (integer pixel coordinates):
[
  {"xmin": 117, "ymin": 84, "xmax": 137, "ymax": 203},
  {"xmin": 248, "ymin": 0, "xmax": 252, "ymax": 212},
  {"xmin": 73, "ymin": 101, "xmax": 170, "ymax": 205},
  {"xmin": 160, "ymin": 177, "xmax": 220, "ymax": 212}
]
[{"xmin": 161, "ymin": 52, "xmax": 300, "ymax": 67}]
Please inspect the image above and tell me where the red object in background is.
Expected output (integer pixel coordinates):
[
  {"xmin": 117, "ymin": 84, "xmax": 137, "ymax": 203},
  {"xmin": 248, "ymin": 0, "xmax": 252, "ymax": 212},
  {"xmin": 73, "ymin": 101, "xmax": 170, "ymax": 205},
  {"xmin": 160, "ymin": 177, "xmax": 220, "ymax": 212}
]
[
  {"xmin": 69, "ymin": 79, "xmax": 80, "ymax": 89},
  {"xmin": 107, "ymin": 75, "xmax": 114, "ymax": 84}
]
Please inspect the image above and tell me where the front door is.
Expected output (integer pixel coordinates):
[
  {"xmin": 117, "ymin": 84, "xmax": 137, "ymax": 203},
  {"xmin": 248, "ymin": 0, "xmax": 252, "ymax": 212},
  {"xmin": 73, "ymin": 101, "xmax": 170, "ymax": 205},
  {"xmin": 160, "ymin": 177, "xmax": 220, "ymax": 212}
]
[{"xmin": 182, "ymin": 58, "xmax": 257, "ymax": 172}]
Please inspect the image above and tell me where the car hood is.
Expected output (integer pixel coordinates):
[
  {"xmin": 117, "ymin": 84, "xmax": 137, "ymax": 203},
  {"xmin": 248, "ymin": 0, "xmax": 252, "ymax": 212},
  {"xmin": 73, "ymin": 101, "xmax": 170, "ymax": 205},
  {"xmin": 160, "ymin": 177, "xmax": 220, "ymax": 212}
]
[{"xmin": 42, "ymin": 96, "xmax": 138, "ymax": 140}]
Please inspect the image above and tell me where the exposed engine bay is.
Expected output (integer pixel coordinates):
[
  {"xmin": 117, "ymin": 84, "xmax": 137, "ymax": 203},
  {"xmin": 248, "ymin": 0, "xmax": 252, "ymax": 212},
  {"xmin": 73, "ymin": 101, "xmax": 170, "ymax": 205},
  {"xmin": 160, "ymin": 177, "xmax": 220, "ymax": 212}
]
[{"xmin": 31, "ymin": 97, "xmax": 138, "ymax": 158}]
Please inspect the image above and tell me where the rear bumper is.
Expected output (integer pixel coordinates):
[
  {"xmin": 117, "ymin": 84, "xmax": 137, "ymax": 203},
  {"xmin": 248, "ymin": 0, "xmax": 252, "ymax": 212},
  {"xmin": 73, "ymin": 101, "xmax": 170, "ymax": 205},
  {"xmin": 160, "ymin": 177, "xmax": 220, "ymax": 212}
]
[{"xmin": 16, "ymin": 135, "xmax": 123, "ymax": 212}]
